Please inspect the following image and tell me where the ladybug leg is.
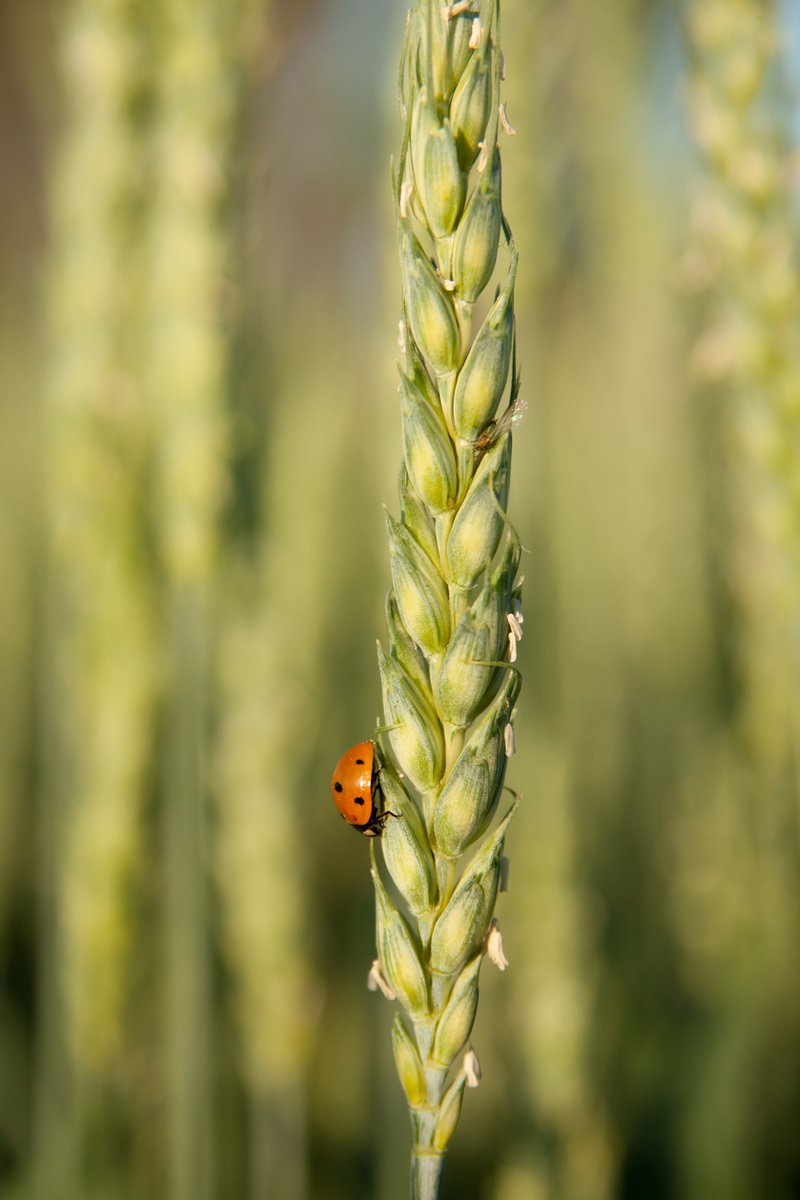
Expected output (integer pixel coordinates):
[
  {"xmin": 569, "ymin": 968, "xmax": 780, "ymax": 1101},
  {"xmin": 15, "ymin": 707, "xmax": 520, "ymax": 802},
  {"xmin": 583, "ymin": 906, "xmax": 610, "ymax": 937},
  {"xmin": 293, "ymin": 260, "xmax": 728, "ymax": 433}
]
[
  {"xmin": 369, "ymin": 761, "xmax": 400, "ymax": 836},
  {"xmin": 370, "ymin": 809, "xmax": 400, "ymax": 836}
]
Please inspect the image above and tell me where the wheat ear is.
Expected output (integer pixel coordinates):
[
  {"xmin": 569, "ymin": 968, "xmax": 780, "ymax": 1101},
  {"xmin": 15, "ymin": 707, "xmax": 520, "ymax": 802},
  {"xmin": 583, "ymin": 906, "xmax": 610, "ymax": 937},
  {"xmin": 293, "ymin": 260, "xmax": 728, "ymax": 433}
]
[
  {"xmin": 48, "ymin": 0, "xmax": 157, "ymax": 1078},
  {"xmin": 687, "ymin": 0, "xmax": 800, "ymax": 764},
  {"xmin": 370, "ymin": 4, "xmax": 523, "ymax": 1197}
]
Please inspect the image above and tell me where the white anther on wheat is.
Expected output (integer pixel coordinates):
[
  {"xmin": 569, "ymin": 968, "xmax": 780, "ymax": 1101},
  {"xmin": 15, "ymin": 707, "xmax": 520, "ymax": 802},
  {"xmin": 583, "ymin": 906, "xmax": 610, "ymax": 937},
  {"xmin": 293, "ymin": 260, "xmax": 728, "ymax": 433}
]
[
  {"xmin": 464, "ymin": 1047, "xmax": 482, "ymax": 1087},
  {"xmin": 367, "ymin": 958, "xmax": 396, "ymax": 1000},
  {"xmin": 485, "ymin": 918, "xmax": 509, "ymax": 970},
  {"xmin": 499, "ymin": 102, "xmax": 517, "ymax": 136}
]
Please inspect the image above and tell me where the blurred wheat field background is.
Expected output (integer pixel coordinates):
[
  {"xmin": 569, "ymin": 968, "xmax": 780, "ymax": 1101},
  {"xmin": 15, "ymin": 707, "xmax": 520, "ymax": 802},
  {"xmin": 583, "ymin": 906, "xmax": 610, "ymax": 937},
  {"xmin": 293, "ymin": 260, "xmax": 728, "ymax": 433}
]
[{"xmin": 1, "ymin": 0, "xmax": 799, "ymax": 1198}]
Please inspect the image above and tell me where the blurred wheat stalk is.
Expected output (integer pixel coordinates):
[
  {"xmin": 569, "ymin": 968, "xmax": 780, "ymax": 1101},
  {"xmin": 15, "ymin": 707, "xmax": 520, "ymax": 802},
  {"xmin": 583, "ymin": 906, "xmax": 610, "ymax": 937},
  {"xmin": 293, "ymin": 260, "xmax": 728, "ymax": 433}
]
[
  {"xmin": 675, "ymin": 3, "xmax": 800, "ymax": 1195},
  {"xmin": 46, "ymin": 0, "xmax": 157, "ymax": 1099},
  {"xmin": 682, "ymin": 0, "xmax": 800, "ymax": 971},
  {"xmin": 214, "ymin": 343, "xmax": 354, "ymax": 1199},
  {"xmin": 686, "ymin": 0, "xmax": 800, "ymax": 763},
  {"xmin": 44, "ymin": 0, "xmax": 259, "ymax": 1194},
  {"xmin": 368, "ymin": 4, "xmax": 523, "ymax": 1196},
  {"xmin": 491, "ymin": 4, "xmax": 626, "ymax": 1196},
  {"xmin": 145, "ymin": 0, "xmax": 250, "ymax": 1195}
]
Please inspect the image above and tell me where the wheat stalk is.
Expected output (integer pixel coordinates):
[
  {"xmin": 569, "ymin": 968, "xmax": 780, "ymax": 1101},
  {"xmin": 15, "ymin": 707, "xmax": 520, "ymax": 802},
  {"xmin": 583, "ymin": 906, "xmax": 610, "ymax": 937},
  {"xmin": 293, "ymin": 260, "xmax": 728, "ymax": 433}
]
[
  {"xmin": 214, "ymin": 347, "xmax": 355, "ymax": 1197},
  {"xmin": 145, "ymin": 0, "xmax": 242, "ymax": 1193},
  {"xmin": 48, "ymin": 0, "xmax": 157, "ymax": 1077},
  {"xmin": 369, "ymin": 4, "xmax": 523, "ymax": 1196},
  {"xmin": 686, "ymin": 0, "xmax": 800, "ymax": 766}
]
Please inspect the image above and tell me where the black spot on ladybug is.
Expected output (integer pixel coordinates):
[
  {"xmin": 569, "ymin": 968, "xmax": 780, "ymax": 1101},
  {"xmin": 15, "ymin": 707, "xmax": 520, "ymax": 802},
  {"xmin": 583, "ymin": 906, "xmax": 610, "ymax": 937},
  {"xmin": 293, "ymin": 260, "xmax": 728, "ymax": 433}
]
[
  {"xmin": 356, "ymin": 758, "xmax": 364, "ymax": 765},
  {"xmin": 354, "ymin": 796, "xmax": 365, "ymax": 806},
  {"xmin": 334, "ymin": 782, "xmax": 343, "ymax": 793}
]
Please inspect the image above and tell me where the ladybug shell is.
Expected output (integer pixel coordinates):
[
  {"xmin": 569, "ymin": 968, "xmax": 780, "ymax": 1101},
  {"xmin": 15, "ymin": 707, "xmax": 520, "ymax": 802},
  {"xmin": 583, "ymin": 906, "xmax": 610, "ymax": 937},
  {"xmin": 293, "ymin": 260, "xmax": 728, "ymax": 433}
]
[{"xmin": 331, "ymin": 740, "xmax": 377, "ymax": 832}]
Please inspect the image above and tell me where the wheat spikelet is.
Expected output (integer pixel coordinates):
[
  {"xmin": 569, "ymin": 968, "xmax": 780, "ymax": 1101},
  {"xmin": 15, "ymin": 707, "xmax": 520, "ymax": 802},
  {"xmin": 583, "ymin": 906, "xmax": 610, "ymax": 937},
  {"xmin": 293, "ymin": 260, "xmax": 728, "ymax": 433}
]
[{"xmin": 368, "ymin": 4, "xmax": 524, "ymax": 1195}]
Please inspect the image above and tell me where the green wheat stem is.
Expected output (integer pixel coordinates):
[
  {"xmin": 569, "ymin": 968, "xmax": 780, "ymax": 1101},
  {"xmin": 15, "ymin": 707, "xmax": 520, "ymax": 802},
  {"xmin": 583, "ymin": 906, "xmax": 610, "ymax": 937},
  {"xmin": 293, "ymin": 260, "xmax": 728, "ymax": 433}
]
[{"xmin": 370, "ymin": 4, "xmax": 524, "ymax": 1197}]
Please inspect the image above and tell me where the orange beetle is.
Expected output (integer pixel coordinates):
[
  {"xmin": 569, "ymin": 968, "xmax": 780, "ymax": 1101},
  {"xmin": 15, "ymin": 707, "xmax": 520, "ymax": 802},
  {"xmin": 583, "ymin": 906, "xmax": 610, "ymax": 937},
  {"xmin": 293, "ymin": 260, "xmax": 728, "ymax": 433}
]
[{"xmin": 331, "ymin": 740, "xmax": 395, "ymax": 836}]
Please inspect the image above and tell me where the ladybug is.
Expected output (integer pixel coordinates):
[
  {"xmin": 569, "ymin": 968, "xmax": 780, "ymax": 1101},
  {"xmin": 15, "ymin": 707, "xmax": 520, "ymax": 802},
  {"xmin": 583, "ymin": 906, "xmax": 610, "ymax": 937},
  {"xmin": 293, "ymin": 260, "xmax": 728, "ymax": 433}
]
[{"xmin": 331, "ymin": 740, "xmax": 396, "ymax": 837}]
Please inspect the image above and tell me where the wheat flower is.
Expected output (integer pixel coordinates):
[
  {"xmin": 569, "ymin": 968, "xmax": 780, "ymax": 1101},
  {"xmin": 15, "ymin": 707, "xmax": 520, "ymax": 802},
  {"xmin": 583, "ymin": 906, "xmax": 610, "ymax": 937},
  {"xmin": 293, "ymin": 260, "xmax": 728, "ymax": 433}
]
[{"xmin": 369, "ymin": 3, "xmax": 523, "ymax": 1195}]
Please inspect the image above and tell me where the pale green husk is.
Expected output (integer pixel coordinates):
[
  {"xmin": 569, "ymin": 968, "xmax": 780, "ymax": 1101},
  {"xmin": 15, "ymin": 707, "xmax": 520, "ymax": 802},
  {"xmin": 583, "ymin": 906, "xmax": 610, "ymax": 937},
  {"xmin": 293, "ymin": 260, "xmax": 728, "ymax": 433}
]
[{"xmin": 371, "ymin": 4, "xmax": 524, "ymax": 1198}]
